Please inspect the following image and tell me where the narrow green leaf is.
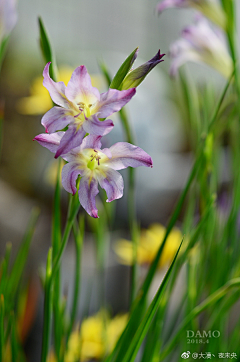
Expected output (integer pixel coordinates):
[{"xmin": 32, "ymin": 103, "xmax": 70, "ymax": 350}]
[
  {"xmin": 51, "ymin": 192, "xmax": 80, "ymax": 281},
  {"xmin": 38, "ymin": 17, "xmax": 58, "ymax": 81},
  {"xmin": 0, "ymin": 36, "xmax": 9, "ymax": 71},
  {"xmin": 6, "ymin": 208, "xmax": 40, "ymax": 302},
  {"xmin": 121, "ymin": 239, "xmax": 183, "ymax": 362},
  {"xmin": 52, "ymin": 159, "xmax": 62, "ymax": 361},
  {"xmin": 66, "ymin": 215, "xmax": 84, "ymax": 344},
  {"xmin": 41, "ymin": 248, "xmax": 53, "ymax": 362},
  {"xmin": 159, "ymin": 278, "xmax": 240, "ymax": 361},
  {"xmin": 10, "ymin": 313, "xmax": 18, "ymax": 362},
  {"xmin": 110, "ymin": 47, "xmax": 138, "ymax": 90},
  {"xmin": 99, "ymin": 61, "xmax": 112, "ymax": 87},
  {"xmin": 0, "ymin": 295, "xmax": 4, "ymax": 361},
  {"xmin": 140, "ymin": 308, "xmax": 163, "ymax": 362},
  {"xmin": 0, "ymin": 243, "xmax": 12, "ymax": 295}
]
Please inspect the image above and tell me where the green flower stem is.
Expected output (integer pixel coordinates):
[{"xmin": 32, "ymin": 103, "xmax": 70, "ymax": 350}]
[
  {"xmin": 10, "ymin": 313, "xmax": 18, "ymax": 362},
  {"xmin": 159, "ymin": 278, "xmax": 240, "ymax": 361},
  {"xmin": 52, "ymin": 159, "xmax": 62, "ymax": 361},
  {"xmin": 119, "ymin": 107, "xmax": 138, "ymax": 306},
  {"xmin": 66, "ymin": 216, "xmax": 84, "ymax": 345},
  {"xmin": 0, "ymin": 36, "xmax": 9, "ymax": 72},
  {"xmin": 41, "ymin": 194, "xmax": 80, "ymax": 362},
  {"xmin": 0, "ymin": 295, "xmax": 4, "ymax": 361},
  {"xmin": 41, "ymin": 248, "xmax": 53, "ymax": 362},
  {"xmin": 208, "ymin": 70, "xmax": 234, "ymax": 133},
  {"xmin": 51, "ymin": 194, "xmax": 80, "ymax": 282}
]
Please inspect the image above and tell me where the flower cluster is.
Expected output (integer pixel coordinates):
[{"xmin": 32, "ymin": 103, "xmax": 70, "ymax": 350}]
[{"xmin": 34, "ymin": 56, "xmax": 162, "ymax": 217}]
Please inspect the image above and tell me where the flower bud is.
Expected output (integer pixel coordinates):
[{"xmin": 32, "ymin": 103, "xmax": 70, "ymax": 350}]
[{"xmin": 121, "ymin": 50, "xmax": 165, "ymax": 90}]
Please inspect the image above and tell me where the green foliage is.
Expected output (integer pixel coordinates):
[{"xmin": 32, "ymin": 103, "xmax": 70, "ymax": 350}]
[
  {"xmin": 110, "ymin": 47, "xmax": 138, "ymax": 90},
  {"xmin": 38, "ymin": 17, "xmax": 58, "ymax": 81}
]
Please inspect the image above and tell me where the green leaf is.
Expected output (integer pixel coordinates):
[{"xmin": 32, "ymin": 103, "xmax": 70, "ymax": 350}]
[
  {"xmin": 10, "ymin": 313, "xmax": 18, "ymax": 362},
  {"xmin": 0, "ymin": 36, "xmax": 9, "ymax": 71},
  {"xmin": 66, "ymin": 215, "xmax": 84, "ymax": 345},
  {"xmin": 52, "ymin": 159, "xmax": 63, "ymax": 361},
  {"xmin": 110, "ymin": 47, "xmax": 138, "ymax": 90},
  {"xmin": 99, "ymin": 61, "xmax": 112, "ymax": 87},
  {"xmin": 159, "ymin": 278, "xmax": 240, "ymax": 361},
  {"xmin": 0, "ymin": 295, "xmax": 4, "ymax": 361},
  {"xmin": 6, "ymin": 208, "xmax": 40, "ymax": 303},
  {"xmin": 41, "ymin": 248, "xmax": 53, "ymax": 362},
  {"xmin": 121, "ymin": 239, "xmax": 183, "ymax": 362},
  {"xmin": 38, "ymin": 17, "xmax": 58, "ymax": 81}
]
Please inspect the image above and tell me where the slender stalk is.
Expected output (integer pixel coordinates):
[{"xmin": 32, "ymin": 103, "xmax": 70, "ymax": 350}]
[
  {"xmin": 119, "ymin": 107, "xmax": 138, "ymax": 306},
  {"xmin": 51, "ymin": 194, "xmax": 80, "ymax": 282},
  {"xmin": 41, "ymin": 194, "xmax": 80, "ymax": 362},
  {"xmin": 41, "ymin": 248, "xmax": 53, "ymax": 362},
  {"xmin": 52, "ymin": 159, "xmax": 62, "ymax": 361},
  {"xmin": 0, "ymin": 295, "xmax": 4, "ymax": 362},
  {"xmin": 66, "ymin": 216, "xmax": 84, "ymax": 344},
  {"xmin": 10, "ymin": 313, "xmax": 18, "ymax": 362}
]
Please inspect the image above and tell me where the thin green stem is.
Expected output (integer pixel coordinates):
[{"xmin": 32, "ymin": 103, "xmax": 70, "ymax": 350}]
[
  {"xmin": 66, "ymin": 216, "xmax": 84, "ymax": 344},
  {"xmin": 51, "ymin": 195, "xmax": 80, "ymax": 282},
  {"xmin": 52, "ymin": 159, "xmax": 62, "ymax": 361},
  {"xmin": 41, "ymin": 194, "xmax": 80, "ymax": 362},
  {"xmin": 118, "ymin": 107, "xmax": 138, "ymax": 306},
  {"xmin": 0, "ymin": 295, "xmax": 4, "ymax": 362},
  {"xmin": 41, "ymin": 248, "xmax": 53, "ymax": 362},
  {"xmin": 208, "ymin": 70, "xmax": 234, "ymax": 132}
]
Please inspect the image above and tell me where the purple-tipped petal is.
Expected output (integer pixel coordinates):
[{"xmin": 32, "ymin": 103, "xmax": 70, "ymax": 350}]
[
  {"xmin": 43, "ymin": 63, "xmax": 70, "ymax": 109},
  {"xmin": 103, "ymin": 142, "xmax": 153, "ymax": 170},
  {"xmin": 33, "ymin": 132, "xmax": 65, "ymax": 154},
  {"xmin": 97, "ymin": 168, "xmax": 124, "ymax": 202},
  {"xmin": 65, "ymin": 65, "xmax": 100, "ymax": 105},
  {"xmin": 94, "ymin": 88, "xmax": 136, "ymax": 118},
  {"xmin": 78, "ymin": 176, "xmax": 99, "ymax": 218},
  {"xmin": 82, "ymin": 115, "xmax": 114, "ymax": 136},
  {"xmin": 41, "ymin": 106, "xmax": 74, "ymax": 133},
  {"xmin": 62, "ymin": 162, "xmax": 83, "ymax": 195},
  {"xmin": 80, "ymin": 134, "xmax": 102, "ymax": 151},
  {"xmin": 55, "ymin": 125, "xmax": 85, "ymax": 159}
]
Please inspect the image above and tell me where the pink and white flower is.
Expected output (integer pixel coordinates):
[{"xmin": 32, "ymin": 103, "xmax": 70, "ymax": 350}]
[
  {"xmin": 34, "ymin": 133, "xmax": 153, "ymax": 218},
  {"xmin": 41, "ymin": 63, "xmax": 136, "ymax": 158},
  {"xmin": 169, "ymin": 16, "xmax": 232, "ymax": 78}
]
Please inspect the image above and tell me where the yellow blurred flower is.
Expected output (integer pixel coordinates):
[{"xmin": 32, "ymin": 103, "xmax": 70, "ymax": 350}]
[
  {"xmin": 47, "ymin": 311, "xmax": 128, "ymax": 362},
  {"xmin": 17, "ymin": 66, "xmax": 102, "ymax": 115},
  {"xmin": 114, "ymin": 223, "xmax": 183, "ymax": 268}
]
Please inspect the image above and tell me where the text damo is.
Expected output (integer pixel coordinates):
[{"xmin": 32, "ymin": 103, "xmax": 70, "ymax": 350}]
[{"xmin": 186, "ymin": 331, "xmax": 220, "ymax": 338}]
